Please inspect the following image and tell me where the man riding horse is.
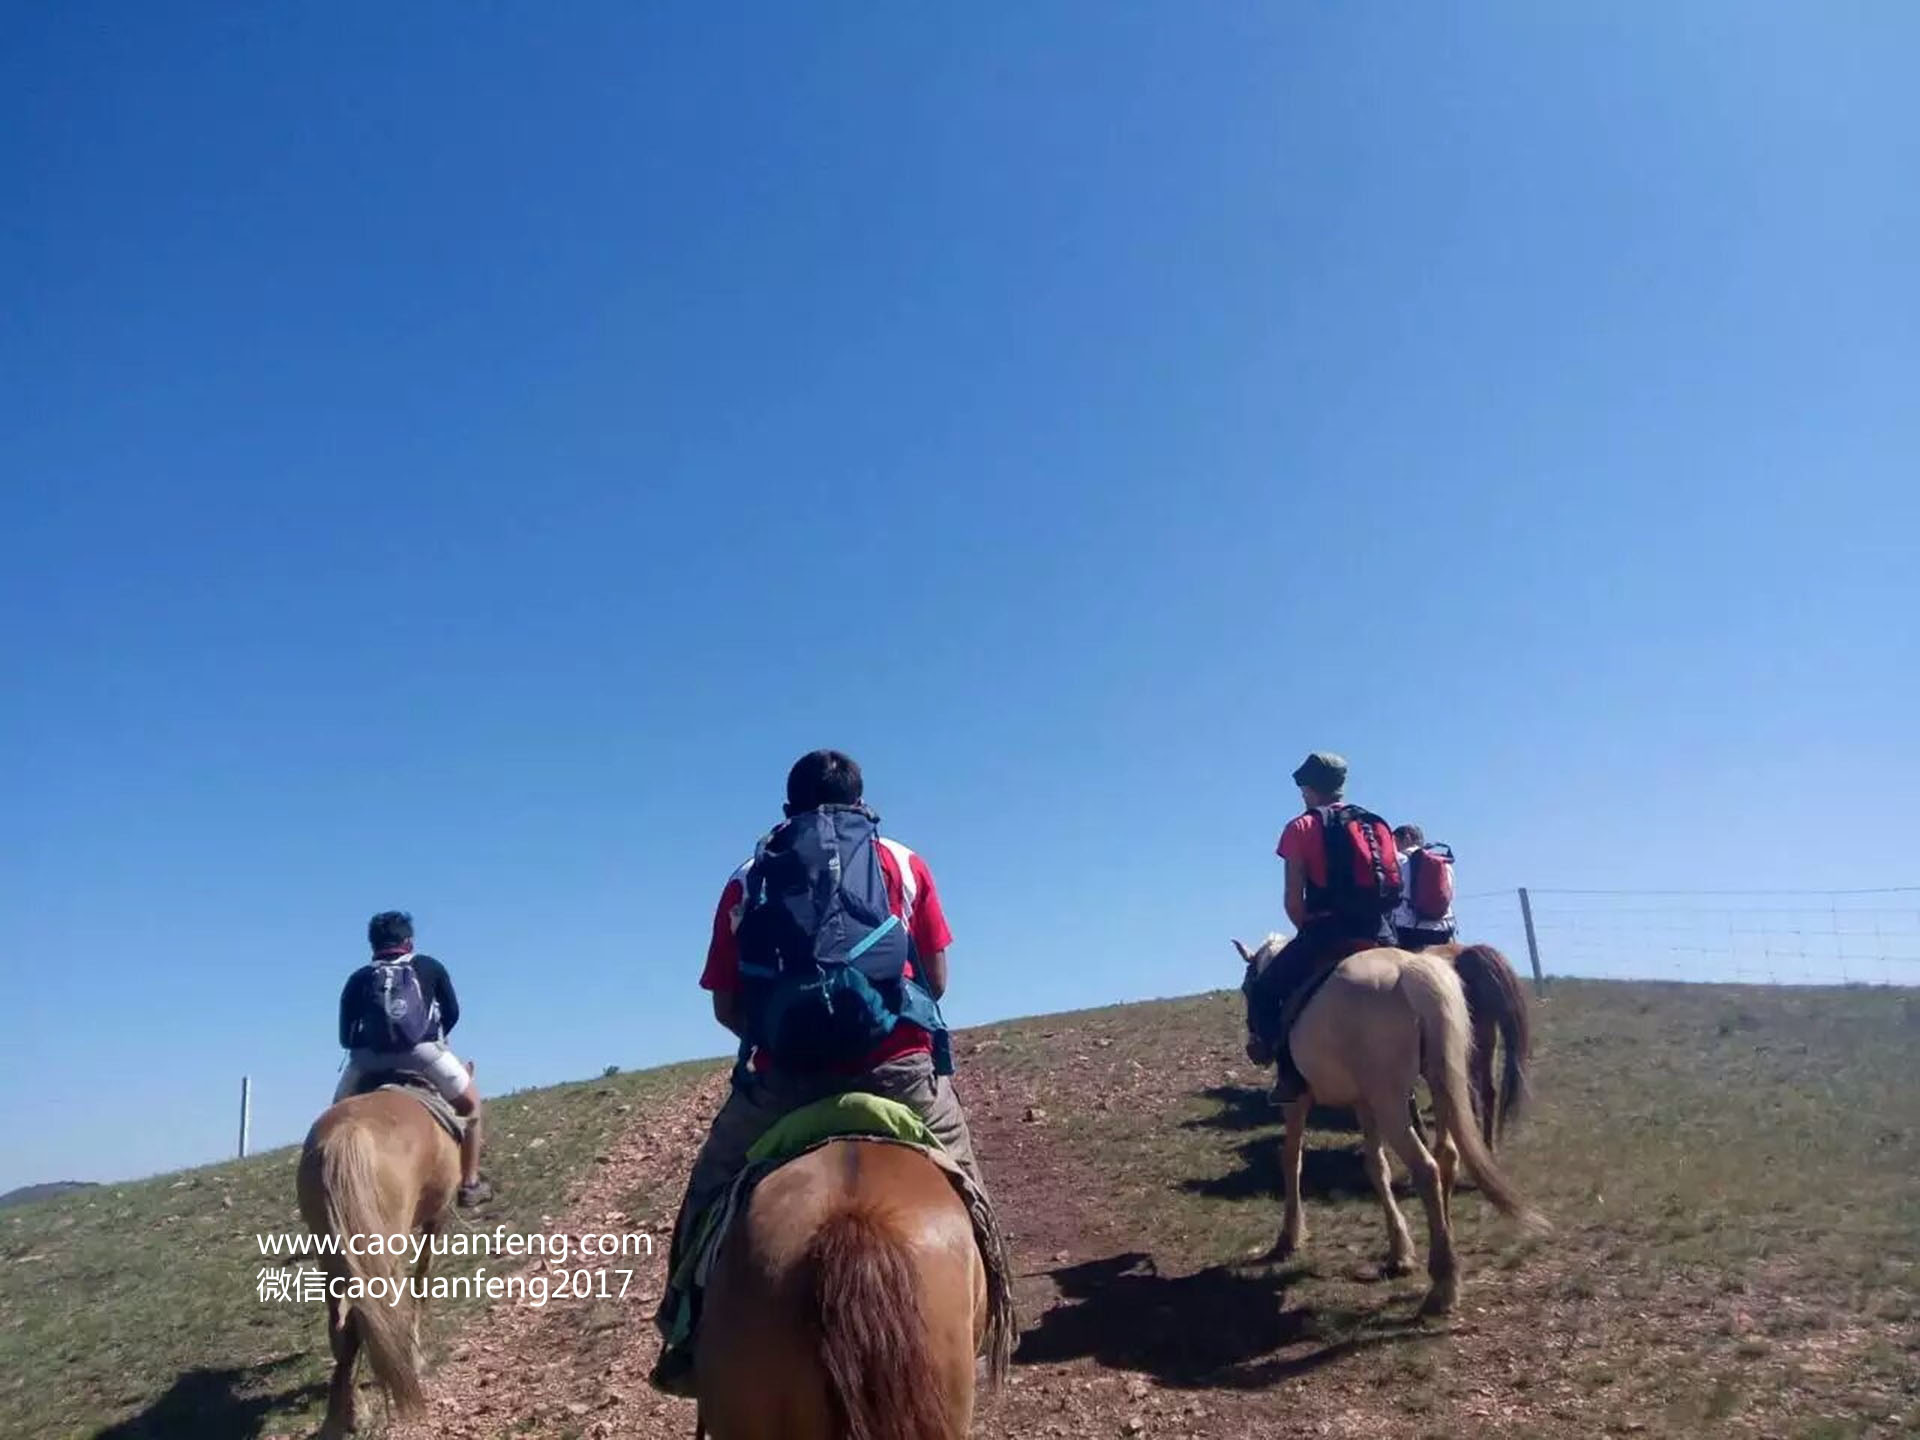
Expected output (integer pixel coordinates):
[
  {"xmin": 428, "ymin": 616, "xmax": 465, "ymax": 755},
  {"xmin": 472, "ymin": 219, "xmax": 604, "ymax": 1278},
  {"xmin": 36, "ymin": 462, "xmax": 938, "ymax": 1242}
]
[
  {"xmin": 335, "ymin": 910, "xmax": 491, "ymax": 1206},
  {"xmin": 1243, "ymin": 751, "xmax": 1403, "ymax": 1102},
  {"xmin": 649, "ymin": 749, "xmax": 988, "ymax": 1396}
]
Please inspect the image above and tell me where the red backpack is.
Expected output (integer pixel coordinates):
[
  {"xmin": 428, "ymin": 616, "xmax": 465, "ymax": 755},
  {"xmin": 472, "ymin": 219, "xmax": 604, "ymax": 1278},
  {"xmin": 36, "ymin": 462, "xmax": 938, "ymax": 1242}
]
[
  {"xmin": 1408, "ymin": 843, "xmax": 1456, "ymax": 922},
  {"xmin": 1313, "ymin": 805, "xmax": 1403, "ymax": 922}
]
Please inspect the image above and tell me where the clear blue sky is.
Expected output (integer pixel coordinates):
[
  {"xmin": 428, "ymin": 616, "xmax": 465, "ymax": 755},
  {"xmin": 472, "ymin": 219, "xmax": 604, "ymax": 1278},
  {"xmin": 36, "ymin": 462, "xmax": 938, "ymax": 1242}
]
[{"xmin": 4, "ymin": 4, "xmax": 1916, "ymax": 1193}]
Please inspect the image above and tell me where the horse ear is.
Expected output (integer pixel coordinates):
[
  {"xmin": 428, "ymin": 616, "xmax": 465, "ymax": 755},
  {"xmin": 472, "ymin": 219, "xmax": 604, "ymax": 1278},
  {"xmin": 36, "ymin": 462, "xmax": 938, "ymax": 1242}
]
[{"xmin": 1232, "ymin": 938, "xmax": 1254, "ymax": 965}]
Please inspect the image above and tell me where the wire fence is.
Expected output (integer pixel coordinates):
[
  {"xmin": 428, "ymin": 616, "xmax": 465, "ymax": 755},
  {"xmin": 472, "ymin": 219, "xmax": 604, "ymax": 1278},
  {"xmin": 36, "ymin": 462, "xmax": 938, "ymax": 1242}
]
[{"xmin": 1451, "ymin": 886, "xmax": 1920, "ymax": 989}]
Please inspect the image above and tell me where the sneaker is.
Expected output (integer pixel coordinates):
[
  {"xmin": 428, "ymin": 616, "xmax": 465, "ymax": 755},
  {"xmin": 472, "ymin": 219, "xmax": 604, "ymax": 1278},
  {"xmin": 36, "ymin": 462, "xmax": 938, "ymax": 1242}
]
[
  {"xmin": 648, "ymin": 1343, "xmax": 697, "ymax": 1398},
  {"xmin": 456, "ymin": 1178, "xmax": 494, "ymax": 1208}
]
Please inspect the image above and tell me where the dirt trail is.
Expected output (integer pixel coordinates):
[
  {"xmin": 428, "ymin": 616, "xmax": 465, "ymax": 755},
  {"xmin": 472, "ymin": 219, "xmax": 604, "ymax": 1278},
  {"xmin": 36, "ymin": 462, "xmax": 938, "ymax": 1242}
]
[
  {"xmin": 371, "ymin": 1043, "xmax": 1382, "ymax": 1440},
  {"xmin": 373, "ymin": 1058, "xmax": 1202, "ymax": 1440},
  {"xmin": 384, "ymin": 1070, "xmax": 727, "ymax": 1440}
]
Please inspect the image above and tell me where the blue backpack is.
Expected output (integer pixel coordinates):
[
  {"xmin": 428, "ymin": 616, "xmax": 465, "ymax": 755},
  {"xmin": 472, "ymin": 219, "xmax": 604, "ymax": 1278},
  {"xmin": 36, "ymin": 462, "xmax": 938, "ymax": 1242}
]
[
  {"xmin": 347, "ymin": 957, "xmax": 437, "ymax": 1051},
  {"xmin": 734, "ymin": 805, "xmax": 923, "ymax": 1072}
]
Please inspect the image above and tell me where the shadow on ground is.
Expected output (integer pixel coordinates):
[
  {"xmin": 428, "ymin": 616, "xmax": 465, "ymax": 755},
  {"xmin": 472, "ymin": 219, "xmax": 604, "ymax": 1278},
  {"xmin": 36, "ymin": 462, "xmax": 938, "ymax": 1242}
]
[
  {"xmin": 1182, "ymin": 1085, "xmax": 1359, "ymax": 1135},
  {"xmin": 1179, "ymin": 1136, "xmax": 1398, "ymax": 1202},
  {"xmin": 1014, "ymin": 1251, "xmax": 1435, "ymax": 1389},
  {"xmin": 92, "ymin": 1355, "xmax": 323, "ymax": 1440}
]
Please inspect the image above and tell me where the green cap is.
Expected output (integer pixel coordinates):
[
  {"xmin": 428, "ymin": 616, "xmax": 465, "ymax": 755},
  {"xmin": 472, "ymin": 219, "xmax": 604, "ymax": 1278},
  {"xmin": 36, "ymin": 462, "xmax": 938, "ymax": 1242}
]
[{"xmin": 1291, "ymin": 751, "xmax": 1348, "ymax": 792}]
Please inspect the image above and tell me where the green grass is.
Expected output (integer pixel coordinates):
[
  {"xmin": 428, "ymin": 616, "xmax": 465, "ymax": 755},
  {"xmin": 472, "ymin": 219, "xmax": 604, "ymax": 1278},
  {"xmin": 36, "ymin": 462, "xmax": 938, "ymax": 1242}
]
[
  {"xmin": 5, "ymin": 981, "xmax": 1916, "ymax": 1439},
  {"xmin": 967, "ymin": 978, "xmax": 1920, "ymax": 1435},
  {"xmin": 0, "ymin": 1061, "xmax": 713, "ymax": 1440}
]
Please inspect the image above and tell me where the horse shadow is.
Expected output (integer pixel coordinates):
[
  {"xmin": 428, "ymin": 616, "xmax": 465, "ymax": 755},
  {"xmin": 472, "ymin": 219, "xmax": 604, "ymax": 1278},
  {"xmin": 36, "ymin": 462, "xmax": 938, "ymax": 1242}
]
[
  {"xmin": 1182, "ymin": 1085, "xmax": 1360, "ymax": 1136},
  {"xmin": 1179, "ymin": 1136, "xmax": 1396, "ymax": 1202},
  {"xmin": 92, "ymin": 1354, "xmax": 324, "ymax": 1440},
  {"xmin": 1014, "ymin": 1251, "xmax": 1432, "ymax": 1389},
  {"xmin": 1180, "ymin": 1087, "xmax": 1400, "ymax": 1202}
]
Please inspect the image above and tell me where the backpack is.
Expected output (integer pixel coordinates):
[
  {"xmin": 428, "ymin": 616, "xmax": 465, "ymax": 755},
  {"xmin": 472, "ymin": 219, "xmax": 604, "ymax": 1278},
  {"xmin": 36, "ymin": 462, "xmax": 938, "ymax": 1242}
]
[
  {"xmin": 734, "ymin": 805, "xmax": 917, "ymax": 1072},
  {"xmin": 347, "ymin": 957, "xmax": 437, "ymax": 1051},
  {"xmin": 1407, "ymin": 842, "xmax": 1456, "ymax": 923},
  {"xmin": 1313, "ymin": 804, "xmax": 1404, "ymax": 923}
]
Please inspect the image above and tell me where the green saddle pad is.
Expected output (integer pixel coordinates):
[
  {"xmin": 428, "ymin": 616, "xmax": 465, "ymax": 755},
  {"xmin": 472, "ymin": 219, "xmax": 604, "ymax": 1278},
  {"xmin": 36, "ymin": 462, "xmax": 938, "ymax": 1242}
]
[{"xmin": 746, "ymin": 1091, "xmax": 943, "ymax": 1166}]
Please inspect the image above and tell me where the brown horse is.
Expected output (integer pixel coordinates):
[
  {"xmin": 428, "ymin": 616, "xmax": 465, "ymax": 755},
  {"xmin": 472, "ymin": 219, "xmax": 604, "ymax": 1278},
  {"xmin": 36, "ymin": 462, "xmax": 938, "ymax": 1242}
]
[
  {"xmin": 1432, "ymin": 942, "xmax": 1534, "ymax": 1149},
  {"xmin": 1235, "ymin": 936, "xmax": 1546, "ymax": 1314},
  {"xmin": 295, "ymin": 1081, "xmax": 461, "ymax": 1438},
  {"xmin": 695, "ymin": 1138, "xmax": 1008, "ymax": 1440}
]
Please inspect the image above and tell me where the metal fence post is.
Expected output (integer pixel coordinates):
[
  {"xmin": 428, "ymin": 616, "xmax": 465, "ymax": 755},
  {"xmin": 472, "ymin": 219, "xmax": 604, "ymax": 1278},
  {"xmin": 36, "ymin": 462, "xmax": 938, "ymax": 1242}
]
[{"xmin": 238, "ymin": 1075, "xmax": 252, "ymax": 1158}]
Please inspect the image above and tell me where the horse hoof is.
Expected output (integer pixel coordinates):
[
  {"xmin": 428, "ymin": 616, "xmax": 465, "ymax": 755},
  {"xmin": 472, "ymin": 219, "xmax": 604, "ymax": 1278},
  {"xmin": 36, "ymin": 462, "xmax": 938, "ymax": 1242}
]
[
  {"xmin": 1383, "ymin": 1256, "xmax": 1416, "ymax": 1278},
  {"xmin": 1418, "ymin": 1285, "xmax": 1458, "ymax": 1317}
]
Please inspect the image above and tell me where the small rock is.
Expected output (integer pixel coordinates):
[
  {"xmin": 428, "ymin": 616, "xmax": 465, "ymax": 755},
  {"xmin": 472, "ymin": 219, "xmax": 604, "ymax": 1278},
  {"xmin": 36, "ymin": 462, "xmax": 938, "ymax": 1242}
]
[
  {"xmin": 1024, "ymin": 1106, "xmax": 1048, "ymax": 1123},
  {"xmin": 528, "ymin": 1137, "xmax": 548, "ymax": 1150},
  {"xmin": 1123, "ymin": 1419, "xmax": 1147, "ymax": 1435}
]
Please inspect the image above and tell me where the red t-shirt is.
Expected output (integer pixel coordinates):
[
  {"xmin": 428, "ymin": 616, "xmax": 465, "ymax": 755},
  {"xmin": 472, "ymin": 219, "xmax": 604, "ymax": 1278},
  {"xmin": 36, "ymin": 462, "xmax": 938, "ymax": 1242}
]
[
  {"xmin": 1277, "ymin": 809, "xmax": 1333, "ymax": 919},
  {"xmin": 701, "ymin": 835, "xmax": 953, "ymax": 1073}
]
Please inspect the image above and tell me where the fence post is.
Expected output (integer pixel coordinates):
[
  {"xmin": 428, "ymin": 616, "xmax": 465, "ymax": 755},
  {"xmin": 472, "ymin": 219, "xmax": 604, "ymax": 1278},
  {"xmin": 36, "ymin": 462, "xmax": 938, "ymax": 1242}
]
[
  {"xmin": 238, "ymin": 1075, "xmax": 252, "ymax": 1159},
  {"xmin": 1518, "ymin": 887, "xmax": 1545, "ymax": 994}
]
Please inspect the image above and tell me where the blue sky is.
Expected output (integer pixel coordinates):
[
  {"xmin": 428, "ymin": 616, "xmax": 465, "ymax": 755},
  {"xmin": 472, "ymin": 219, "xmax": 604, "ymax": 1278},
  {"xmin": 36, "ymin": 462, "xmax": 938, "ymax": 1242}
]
[{"xmin": 3, "ymin": 3, "xmax": 1916, "ymax": 1192}]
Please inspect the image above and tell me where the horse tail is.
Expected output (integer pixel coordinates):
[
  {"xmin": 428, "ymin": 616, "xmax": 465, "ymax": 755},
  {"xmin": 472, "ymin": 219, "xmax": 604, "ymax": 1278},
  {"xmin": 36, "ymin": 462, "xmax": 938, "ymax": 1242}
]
[
  {"xmin": 806, "ymin": 1200, "xmax": 954, "ymax": 1440},
  {"xmin": 314, "ymin": 1120, "xmax": 426, "ymax": 1416},
  {"xmin": 1400, "ymin": 954, "xmax": 1548, "ymax": 1233},
  {"xmin": 1452, "ymin": 943, "xmax": 1534, "ymax": 1140}
]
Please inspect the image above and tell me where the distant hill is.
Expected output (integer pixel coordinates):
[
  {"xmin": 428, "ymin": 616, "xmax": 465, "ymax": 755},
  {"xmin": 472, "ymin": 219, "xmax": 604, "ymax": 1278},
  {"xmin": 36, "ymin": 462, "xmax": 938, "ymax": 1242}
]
[{"xmin": 0, "ymin": 1180, "xmax": 98, "ymax": 1210}]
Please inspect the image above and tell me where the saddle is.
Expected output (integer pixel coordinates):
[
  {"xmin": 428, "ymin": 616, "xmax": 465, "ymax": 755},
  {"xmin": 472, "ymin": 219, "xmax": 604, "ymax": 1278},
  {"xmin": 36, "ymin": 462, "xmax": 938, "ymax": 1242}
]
[
  {"xmin": 350, "ymin": 1069, "xmax": 466, "ymax": 1143},
  {"xmin": 660, "ymin": 1093, "xmax": 1013, "ymax": 1374},
  {"xmin": 1276, "ymin": 935, "xmax": 1386, "ymax": 1051}
]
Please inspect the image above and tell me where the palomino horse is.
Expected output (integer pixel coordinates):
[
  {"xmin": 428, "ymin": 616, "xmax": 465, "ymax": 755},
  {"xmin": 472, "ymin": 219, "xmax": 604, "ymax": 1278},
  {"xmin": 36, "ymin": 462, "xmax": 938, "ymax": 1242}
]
[
  {"xmin": 696, "ymin": 1138, "xmax": 1008, "ymax": 1440},
  {"xmin": 295, "ymin": 1074, "xmax": 463, "ymax": 1438},
  {"xmin": 1234, "ymin": 936, "xmax": 1546, "ymax": 1315}
]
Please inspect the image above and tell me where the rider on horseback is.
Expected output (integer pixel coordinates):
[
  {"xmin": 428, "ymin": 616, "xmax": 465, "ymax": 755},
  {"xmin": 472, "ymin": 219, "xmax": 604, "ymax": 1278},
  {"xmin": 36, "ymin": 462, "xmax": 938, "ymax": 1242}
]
[
  {"xmin": 1392, "ymin": 823, "xmax": 1459, "ymax": 950},
  {"xmin": 649, "ymin": 749, "xmax": 987, "ymax": 1397},
  {"xmin": 1243, "ymin": 752, "xmax": 1401, "ymax": 1101},
  {"xmin": 335, "ymin": 910, "xmax": 491, "ymax": 1207}
]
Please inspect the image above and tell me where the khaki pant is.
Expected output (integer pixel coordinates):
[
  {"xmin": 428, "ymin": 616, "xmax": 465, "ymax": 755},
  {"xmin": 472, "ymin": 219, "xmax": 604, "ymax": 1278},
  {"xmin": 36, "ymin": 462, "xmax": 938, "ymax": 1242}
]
[{"xmin": 661, "ymin": 1051, "xmax": 986, "ymax": 1290}]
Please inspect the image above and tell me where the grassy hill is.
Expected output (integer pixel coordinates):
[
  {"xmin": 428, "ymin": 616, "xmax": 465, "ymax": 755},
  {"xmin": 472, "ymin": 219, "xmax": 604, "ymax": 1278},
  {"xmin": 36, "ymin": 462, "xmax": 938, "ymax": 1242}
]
[
  {"xmin": 0, "ymin": 1182, "xmax": 98, "ymax": 1212},
  {"xmin": 2, "ymin": 979, "xmax": 1915, "ymax": 1440}
]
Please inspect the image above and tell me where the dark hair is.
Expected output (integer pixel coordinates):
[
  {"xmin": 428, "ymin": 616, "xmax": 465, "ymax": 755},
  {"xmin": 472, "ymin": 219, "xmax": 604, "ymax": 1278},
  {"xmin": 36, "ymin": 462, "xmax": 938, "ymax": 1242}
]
[
  {"xmin": 1393, "ymin": 824, "xmax": 1425, "ymax": 848},
  {"xmin": 786, "ymin": 749, "xmax": 864, "ymax": 811},
  {"xmin": 368, "ymin": 910, "xmax": 414, "ymax": 950}
]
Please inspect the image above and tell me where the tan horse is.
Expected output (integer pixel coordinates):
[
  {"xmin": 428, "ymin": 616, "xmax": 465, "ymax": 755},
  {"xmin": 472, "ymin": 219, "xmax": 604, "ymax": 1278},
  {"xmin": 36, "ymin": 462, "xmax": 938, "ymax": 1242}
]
[
  {"xmin": 1234, "ymin": 936, "xmax": 1546, "ymax": 1315},
  {"xmin": 696, "ymin": 1138, "xmax": 1007, "ymax": 1440},
  {"xmin": 295, "ymin": 1081, "xmax": 461, "ymax": 1438}
]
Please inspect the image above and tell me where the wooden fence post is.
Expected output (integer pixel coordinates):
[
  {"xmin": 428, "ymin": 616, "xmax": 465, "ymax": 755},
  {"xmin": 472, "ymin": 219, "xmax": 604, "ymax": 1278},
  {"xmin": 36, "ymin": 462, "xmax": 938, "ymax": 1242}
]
[{"xmin": 1518, "ymin": 887, "xmax": 1546, "ymax": 994}]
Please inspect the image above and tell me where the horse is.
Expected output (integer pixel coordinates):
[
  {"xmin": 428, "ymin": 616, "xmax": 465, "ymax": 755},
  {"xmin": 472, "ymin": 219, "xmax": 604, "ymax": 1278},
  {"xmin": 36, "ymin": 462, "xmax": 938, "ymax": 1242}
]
[
  {"xmin": 1234, "ymin": 935, "xmax": 1546, "ymax": 1315},
  {"xmin": 294, "ymin": 1073, "xmax": 464, "ymax": 1439},
  {"xmin": 695, "ymin": 1137, "xmax": 1009, "ymax": 1440}
]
